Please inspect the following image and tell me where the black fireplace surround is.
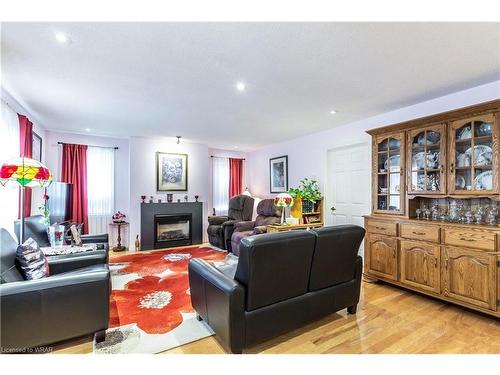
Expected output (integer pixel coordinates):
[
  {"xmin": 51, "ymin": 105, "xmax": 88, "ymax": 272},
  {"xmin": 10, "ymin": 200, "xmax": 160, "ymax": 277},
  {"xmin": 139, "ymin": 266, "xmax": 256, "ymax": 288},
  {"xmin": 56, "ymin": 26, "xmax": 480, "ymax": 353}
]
[{"xmin": 141, "ymin": 202, "xmax": 203, "ymax": 250}]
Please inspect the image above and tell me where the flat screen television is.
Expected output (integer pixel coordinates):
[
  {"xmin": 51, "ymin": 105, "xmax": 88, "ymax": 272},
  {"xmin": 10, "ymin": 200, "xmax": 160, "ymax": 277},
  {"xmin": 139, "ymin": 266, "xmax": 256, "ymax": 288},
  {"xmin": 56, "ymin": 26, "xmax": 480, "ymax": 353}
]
[{"xmin": 45, "ymin": 182, "xmax": 72, "ymax": 224}]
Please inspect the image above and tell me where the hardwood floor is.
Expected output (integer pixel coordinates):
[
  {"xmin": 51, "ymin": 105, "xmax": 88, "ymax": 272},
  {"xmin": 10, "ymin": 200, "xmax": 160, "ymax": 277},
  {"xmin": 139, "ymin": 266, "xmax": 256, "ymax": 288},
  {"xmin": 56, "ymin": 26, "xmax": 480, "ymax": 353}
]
[{"xmin": 52, "ymin": 279, "xmax": 500, "ymax": 354}]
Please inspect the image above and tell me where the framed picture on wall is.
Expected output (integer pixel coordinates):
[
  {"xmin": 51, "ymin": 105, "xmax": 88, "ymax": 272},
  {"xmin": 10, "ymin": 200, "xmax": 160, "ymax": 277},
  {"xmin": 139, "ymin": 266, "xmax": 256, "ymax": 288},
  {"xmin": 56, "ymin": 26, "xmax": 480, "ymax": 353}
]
[
  {"xmin": 269, "ymin": 155, "xmax": 288, "ymax": 193},
  {"xmin": 156, "ymin": 152, "xmax": 188, "ymax": 191},
  {"xmin": 32, "ymin": 132, "xmax": 42, "ymax": 162}
]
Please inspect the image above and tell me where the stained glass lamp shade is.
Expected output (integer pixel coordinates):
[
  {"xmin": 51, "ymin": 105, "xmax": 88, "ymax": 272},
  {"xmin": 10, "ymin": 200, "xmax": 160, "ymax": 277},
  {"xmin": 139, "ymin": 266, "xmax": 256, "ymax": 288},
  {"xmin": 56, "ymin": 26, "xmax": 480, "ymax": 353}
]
[
  {"xmin": 0, "ymin": 157, "xmax": 53, "ymax": 188},
  {"xmin": 274, "ymin": 193, "xmax": 294, "ymax": 225},
  {"xmin": 0, "ymin": 157, "xmax": 53, "ymax": 243}
]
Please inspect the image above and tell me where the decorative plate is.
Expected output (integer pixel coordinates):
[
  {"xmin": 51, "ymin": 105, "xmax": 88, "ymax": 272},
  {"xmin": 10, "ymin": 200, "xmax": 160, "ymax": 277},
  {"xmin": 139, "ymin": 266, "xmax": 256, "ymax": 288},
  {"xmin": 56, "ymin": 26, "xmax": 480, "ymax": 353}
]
[
  {"xmin": 412, "ymin": 152, "xmax": 425, "ymax": 170},
  {"xmin": 384, "ymin": 155, "xmax": 400, "ymax": 172},
  {"xmin": 474, "ymin": 170, "xmax": 493, "ymax": 190},
  {"xmin": 457, "ymin": 126, "xmax": 472, "ymax": 140},
  {"xmin": 465, "ymin": 145, "xmax": 492, "ymax": 166},
  {"xmin": 456, "ymin": 153, "xmax": 470, "ymax": 168},
  {"xmin": 455, "ymin": 174, "xmax": 466, "ymax": 189},
  {"xmin": 476, "ymin": 122, "xmax": 492, "ymax": 137}
]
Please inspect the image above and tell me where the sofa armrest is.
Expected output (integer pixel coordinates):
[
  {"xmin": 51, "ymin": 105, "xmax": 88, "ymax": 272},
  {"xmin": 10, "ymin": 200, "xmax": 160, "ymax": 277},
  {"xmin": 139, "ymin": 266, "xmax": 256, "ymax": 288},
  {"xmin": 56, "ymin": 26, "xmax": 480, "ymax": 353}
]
[
  {"xmin": 0, "ymin": 264, "xmax": 110, "ymax": 349},
  {"xmin": 208, "ymin": 216, "xmax": 229, "ymax": 225},
  {"xmin": 253, "ymin": 225, "xmax": 268, "ymax": 234},
  {"xmin": 188, "ymin": 259, "xmax": 245, "ymax": 354},
  {"xmin": 47, "ymin": 250, "xmax": 107, "ymax": 274},
  {"xmin": 234, "ymin": 221, "xmax": 255, "ymax": 232}
]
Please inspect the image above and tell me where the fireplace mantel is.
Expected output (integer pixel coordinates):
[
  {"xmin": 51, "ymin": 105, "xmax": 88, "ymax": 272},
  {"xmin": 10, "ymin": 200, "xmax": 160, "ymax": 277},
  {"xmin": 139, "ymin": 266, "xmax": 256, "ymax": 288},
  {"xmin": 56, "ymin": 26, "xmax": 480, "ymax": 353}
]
[{"xmin": 140, "ymin": 202, "xmax": 203, "ymax": 250}]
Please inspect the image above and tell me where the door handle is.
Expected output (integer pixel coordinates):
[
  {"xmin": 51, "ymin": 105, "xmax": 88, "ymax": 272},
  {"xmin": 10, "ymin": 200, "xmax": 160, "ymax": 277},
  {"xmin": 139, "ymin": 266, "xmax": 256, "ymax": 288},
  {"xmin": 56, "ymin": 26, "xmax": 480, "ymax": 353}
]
[
  {"xmin": 330, "ymin": 206, "xmax": 336, "ymax": 211},
  {"xmin": 450, "ymin": 163, "xmax": 455, "ymax": 174}
]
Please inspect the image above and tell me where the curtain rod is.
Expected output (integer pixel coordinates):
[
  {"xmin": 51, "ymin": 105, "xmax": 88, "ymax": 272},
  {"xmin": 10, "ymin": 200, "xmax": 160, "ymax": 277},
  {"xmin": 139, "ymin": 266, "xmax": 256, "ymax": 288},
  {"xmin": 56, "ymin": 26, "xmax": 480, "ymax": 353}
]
[
  {"xmin": 57, "ymin": 141, "xmax": 118, "ymax": 150},
  {"xmin": 210, "ymin": 156, "xmax": 245, "ymax": 160}
]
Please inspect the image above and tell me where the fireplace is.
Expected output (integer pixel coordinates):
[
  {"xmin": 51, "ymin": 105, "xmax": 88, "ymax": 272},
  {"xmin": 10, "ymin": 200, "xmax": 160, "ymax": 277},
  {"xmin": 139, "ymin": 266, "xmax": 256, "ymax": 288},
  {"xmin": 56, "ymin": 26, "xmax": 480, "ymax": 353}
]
[
  {"xmin": 141, "ymin": 202, "xmax": 202, "ymax": 251},
  {"xmin": 154, "ymin": 214, "xmax": 192, "ymax": 249}
]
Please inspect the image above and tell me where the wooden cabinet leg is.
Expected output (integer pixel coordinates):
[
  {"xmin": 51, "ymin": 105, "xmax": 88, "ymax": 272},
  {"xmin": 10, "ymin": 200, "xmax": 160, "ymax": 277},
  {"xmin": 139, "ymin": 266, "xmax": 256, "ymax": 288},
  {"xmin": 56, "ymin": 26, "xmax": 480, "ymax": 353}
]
[{"xmin": 95, "ymin": 330, "xmax": 106, "ymax": 343}]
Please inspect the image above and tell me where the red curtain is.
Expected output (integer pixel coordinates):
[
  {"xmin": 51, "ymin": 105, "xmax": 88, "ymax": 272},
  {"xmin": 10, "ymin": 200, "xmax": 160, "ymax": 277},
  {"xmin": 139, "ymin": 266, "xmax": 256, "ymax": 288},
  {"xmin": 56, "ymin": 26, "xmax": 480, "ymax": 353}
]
[
  {"xmin": 229, "ymin": 158, "xmax": 243, "ymax": 198},
  {"xmin": 18, "ymin": 114, "xmax": 33, "ymax": 218},
  {"xmin": 61, "ymin": 144, "xmax": 89, "ymax": 234}
]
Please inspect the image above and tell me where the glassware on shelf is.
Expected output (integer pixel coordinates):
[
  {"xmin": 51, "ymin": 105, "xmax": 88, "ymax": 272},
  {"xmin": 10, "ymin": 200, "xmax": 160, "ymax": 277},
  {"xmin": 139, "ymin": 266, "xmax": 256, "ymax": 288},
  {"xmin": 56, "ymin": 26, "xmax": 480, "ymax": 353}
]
[
  {"xmin": 431, "ymin": 205, "xmax": 439, "ymax": 221},
  {"xmin": 464, "ymin": 210, "xmax": 474, "ymax": 224},
  {"xmin": 449, "ymin": 200, "xmax": 460, "ymax": 222},
  {"xmin": 474, "ymin": 207, "xmax": 485, "ymax": 225},
  {"xmin": 415, "ymin": 208, "xmax": 422, "ymax": 220},
  {"xmin": 423, "ymin": 206, "xmax": 431, "ymax": 220},
  {"xmin": 487, "ymin": 205, "xmax": 497, "ymax": 226},
  {"xmin": 439, "ymin": 209, "xmax": 448, "ymax": 222}
]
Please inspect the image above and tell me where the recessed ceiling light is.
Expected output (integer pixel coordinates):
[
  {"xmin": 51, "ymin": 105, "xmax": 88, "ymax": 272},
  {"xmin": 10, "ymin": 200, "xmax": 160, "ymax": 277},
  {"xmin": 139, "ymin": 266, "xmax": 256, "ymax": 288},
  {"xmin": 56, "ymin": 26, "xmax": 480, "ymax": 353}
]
[
  {"xmin": 329, "ymin": 110, "xmax": 338, "ymax": 115},
  {"xmin": 85, "ymin": 128, "xmax": 91, "ymax": 132},
  {"xmin": 55, "ymin": 33, "xmax": 71, "ymax": 44},
  {"xmin": 236, "ymin": 82, "xmax": 246, "ymax": 92},
  {"xmin": 233, "ymin": 146, "xmax": 239, "ymax": 149}
]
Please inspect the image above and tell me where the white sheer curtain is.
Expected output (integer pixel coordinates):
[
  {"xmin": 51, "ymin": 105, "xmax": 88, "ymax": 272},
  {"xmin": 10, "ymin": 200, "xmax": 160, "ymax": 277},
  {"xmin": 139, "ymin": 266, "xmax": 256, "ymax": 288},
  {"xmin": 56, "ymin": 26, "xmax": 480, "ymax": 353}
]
[
  {"xmin": 212, "ymin": 157, "xmax": 229, "ymax": 216},
  {"xmin": 0, "ymin": 100, "xmax": 20, "ymax": 239},
  {"xmin": 87, "ymin": 146, "xmax": 115, "ymax": 234}
]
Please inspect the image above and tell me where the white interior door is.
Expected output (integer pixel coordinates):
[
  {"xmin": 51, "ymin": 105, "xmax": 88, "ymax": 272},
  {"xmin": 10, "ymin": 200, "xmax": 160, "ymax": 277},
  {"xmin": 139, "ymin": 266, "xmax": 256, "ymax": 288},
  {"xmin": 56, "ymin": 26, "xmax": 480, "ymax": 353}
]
[{"xmin": 326, "ymin": 143, "xmax": 371, "ymax": 252}]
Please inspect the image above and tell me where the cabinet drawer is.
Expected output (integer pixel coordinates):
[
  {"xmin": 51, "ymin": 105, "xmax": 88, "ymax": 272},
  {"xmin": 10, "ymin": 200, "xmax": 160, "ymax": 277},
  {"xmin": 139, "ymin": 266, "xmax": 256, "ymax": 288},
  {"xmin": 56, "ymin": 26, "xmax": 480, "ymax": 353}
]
[
  {"xmin": 400, "ymin": 223, "xmax": 440, "ymax": 243},
  {"xmin": 366, "ymin": 220, "xmax": 397, "ymax": 236},
  {"xmin": 443, "ymin": 228, "xmax": 496, "ymax": 251}
]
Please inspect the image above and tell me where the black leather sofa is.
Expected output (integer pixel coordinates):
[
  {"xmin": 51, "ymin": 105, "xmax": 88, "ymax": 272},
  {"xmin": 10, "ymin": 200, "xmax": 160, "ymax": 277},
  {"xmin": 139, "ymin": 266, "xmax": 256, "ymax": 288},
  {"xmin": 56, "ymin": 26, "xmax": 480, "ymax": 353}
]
[
  {"xmin": 207, "ymin": 195, "xmax": 254, "ymax": 251},
  {"xmin": 189, "ymin": 225, "xmax": 365, "ymax": 353},
  {"xmin": 15, "ymin": 215, "xmax": 109, "ymax": 273},
  {"xmin": 0, "ymin": 228, "xmax": 110, "ymax": 351}
]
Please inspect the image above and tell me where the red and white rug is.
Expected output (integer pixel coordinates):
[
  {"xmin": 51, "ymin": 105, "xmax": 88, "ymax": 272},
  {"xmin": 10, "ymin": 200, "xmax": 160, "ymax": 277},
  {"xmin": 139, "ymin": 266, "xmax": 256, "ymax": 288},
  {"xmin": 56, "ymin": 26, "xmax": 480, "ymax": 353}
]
[{"xmin": 93, "ymin": 246, "xmax": 236, "ymax": 354}]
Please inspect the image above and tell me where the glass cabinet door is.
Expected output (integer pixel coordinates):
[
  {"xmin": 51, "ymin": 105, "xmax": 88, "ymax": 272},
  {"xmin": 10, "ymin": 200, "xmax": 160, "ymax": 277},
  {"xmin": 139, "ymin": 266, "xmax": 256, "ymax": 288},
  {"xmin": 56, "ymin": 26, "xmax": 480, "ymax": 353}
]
[
  {"xmin": 374, "ymin": 132, "xmax": 405, "ymax": 214},
  {"xmin": 448, "ymin": 114, "xmax": 498, "ymax": 194},
  {"xmin": 407, "ymin": 124, "xmax": 446, "ymax": 194}
]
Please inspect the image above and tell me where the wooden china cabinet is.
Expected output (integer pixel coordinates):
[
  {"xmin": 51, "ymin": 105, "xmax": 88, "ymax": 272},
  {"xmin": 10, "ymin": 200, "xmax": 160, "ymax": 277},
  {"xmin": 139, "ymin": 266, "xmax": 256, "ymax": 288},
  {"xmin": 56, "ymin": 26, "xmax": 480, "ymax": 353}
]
[{"xmin": 364, "ymin": 99, "xmax": 500, "ymax": 318}]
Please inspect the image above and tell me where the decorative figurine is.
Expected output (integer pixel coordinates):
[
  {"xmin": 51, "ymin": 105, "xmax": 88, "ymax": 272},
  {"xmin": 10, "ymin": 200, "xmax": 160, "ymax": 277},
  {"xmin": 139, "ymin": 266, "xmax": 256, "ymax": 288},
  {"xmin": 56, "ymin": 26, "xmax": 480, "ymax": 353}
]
[
  {"xmin": 195, "ymin": 195, "xmax": 199, "ymax": 202},
  {"xmin": 158, "ymin": 199, "xmax": 162, "ymax": 203},
  {"xmin": 184, "ymin": 195, "xmax": 188, "ymax": 202},
  {"xmin": 167, "ymin": 194, "xmax": 173, "ymax": 203},
  {"xmin": 141, "ymin": 195, "xmax": 146, "ymax": 203},
  {"xmin": 149, "ymin": 196, "xmax": 154, "ymax": 203},
  {"xmin": 415, "ymin": 208, "xmax": 422, "ymax": 220},
  {"xmin": 177, "ymin": 198, "xmax": 181, "ymax": 203},
  {"xmin": 135, "ymin": 235, "xmax": 140, "ymax": 251}
]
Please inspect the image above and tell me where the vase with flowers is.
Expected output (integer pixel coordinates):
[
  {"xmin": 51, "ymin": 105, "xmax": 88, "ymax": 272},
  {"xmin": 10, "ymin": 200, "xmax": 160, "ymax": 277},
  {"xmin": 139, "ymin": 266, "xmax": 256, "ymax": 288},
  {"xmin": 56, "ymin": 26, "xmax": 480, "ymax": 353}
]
[{"xmin": 112, "ymin": 211, "xmax": 127, "ymax": 223}]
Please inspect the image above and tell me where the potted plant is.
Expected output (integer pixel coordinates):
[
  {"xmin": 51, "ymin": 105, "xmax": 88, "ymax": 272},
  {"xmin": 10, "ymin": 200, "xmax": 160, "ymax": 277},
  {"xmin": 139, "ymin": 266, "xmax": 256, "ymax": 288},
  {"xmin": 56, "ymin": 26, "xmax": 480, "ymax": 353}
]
[{"xmin": 288, "ymin": 178, "xmax": 322, "ymax": 213}]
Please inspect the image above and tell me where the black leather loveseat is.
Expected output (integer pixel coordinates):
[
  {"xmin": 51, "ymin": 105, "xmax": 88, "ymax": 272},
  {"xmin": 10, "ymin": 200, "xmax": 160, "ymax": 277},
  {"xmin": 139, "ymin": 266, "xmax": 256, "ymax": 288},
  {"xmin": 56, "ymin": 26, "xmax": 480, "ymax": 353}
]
[
  {"xmin": 0, "ymin": 228, "xmax": 110, "ymax": 351},
  {"xmin": 188, "ymin": 225, "xmax": 365, "ymax": 353}
]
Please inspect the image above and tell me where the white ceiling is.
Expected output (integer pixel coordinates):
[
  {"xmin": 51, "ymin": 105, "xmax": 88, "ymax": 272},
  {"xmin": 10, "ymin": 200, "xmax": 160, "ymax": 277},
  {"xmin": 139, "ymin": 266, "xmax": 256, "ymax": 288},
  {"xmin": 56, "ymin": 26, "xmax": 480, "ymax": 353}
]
[{"xmin": 2, "ymin": 22, "xmax": 499, "ymax": 150}]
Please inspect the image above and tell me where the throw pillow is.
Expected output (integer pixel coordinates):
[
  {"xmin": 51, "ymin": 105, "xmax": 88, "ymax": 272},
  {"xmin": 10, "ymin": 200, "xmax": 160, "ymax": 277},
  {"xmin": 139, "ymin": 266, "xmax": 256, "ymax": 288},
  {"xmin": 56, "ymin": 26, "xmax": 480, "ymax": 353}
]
[{"xmin": 16, "ymin": 238, "xmax": 50, "ymax": 280}]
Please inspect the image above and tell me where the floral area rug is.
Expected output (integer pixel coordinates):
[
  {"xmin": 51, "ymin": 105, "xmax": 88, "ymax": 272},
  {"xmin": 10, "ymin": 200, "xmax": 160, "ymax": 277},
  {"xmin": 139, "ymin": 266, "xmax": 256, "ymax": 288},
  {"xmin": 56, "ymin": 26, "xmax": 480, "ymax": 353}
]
[{"xmin": 93, "ymin": 246, "xmax": 237, "ymax": 354}]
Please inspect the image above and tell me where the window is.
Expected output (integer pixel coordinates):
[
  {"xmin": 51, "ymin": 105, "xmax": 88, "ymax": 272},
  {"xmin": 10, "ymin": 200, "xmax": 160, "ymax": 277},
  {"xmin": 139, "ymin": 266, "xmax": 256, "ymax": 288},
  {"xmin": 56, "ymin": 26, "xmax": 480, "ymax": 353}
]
[
  {"xmin": 0, "ymin": 100, "xmax": 20, "ymax": 238},
  {"xmin": 87, "ymin": 146, "xmax": 115, "ymax": 234},
  {"xmin": 212, "ymin": 157, "xmax": 229, "ymax": 216}
]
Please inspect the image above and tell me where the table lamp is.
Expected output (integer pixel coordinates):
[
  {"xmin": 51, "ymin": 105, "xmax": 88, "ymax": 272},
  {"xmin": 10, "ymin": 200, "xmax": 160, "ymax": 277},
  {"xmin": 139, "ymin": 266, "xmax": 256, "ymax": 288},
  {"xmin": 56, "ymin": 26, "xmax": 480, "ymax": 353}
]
[
  {"xmin": 0, "ymin": 157, "xmax": 53, "ymax": 243},
  {"xmin": 274, "ymin": 193, "xmax": 294, "ymax": 225}
]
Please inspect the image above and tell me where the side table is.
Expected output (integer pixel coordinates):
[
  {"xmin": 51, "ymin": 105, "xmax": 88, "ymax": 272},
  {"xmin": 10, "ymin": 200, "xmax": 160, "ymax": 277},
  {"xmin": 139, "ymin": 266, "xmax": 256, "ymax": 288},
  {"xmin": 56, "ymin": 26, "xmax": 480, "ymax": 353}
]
[
  {"xmin": 266, "ymin": 222, "xmax": 323, "ymax": 233},
  {"xmin": 109, "ymin": 222, "xmax": 129, "ymax": 252}
]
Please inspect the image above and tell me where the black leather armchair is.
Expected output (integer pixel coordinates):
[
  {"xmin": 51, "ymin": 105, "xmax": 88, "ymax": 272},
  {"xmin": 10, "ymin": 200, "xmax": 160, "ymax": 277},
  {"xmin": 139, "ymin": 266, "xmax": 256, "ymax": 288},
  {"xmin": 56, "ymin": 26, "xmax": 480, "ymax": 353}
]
[
  {"xmin": 14, "ymin": 215, "xmax": 109, "ymax": 272},
  {"xmin": 0, "ymin": 228, "xmax": 110, "ymax": 351},
  {"xmin": 189, "ymin": 225, "xmax": 365, "ymax": 353},
  {"xmin": 207, "ymin": 195, "xmax": 254, "ymax": 251}
]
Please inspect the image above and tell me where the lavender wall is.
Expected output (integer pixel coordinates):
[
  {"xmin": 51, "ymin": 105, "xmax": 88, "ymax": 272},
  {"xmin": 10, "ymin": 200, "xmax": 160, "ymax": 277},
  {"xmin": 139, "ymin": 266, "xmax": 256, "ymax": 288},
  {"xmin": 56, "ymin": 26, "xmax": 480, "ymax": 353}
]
[
  {"xmin": 247, "ymin": 80, "xmax": 500, "ymax": 199},
  {"xmin": 129, "ymin": 137, "xmax": 210, "ymax": 245}
]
